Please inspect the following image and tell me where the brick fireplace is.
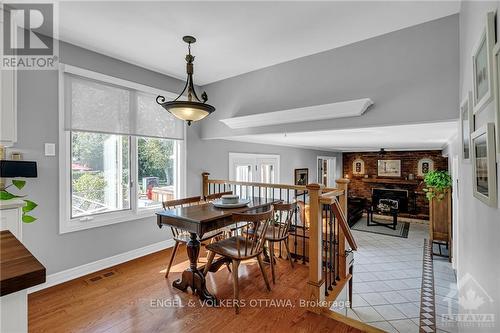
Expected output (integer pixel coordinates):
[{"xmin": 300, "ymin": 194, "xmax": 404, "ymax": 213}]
[{"xmin": 343, "ymin": 150, "xmax": 448, "ymax": 219}]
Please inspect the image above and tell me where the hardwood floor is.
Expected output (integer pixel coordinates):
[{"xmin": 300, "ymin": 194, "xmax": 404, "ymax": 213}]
[{"xmin": 29, "ymin": 245, "xmax": 364, "ymax": 333}]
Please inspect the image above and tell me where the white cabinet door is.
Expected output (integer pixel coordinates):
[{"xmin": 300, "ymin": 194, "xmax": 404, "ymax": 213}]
[
  {"xmin": 0, "ymin": 69, "xmax": 17, "ymax": 146},
  {"xmin": 0, "ymin": 8, "xmax": 18, "ymax": 147}
]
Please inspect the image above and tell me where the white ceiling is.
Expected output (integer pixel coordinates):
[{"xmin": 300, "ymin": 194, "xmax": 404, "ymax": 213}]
[
  {"xmin": 222, "ymin": 121, "xmax": 458, "ymax": 152},
  {"xmin": 59, "ymin": 1, "xmax": 460, "ymax": 85}
]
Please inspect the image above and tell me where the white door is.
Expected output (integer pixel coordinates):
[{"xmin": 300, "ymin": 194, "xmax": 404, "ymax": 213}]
[
  {"xmin": 229, "ymin": 153, "xmax": 280, "ymax": 183},
  {"xmin": 229, "ymin": 153, "xmax": 280, "ymax": 198},
  {"xmin": 317, "ymin": 156, "xmax": 336, "ymax": 188}
]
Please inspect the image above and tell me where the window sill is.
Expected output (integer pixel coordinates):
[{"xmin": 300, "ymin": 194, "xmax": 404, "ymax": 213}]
[{"xmin": 59, "ymin": 208, "xmax": 163, "ymax": 234}]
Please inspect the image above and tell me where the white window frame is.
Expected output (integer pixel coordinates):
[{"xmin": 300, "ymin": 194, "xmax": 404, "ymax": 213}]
[
  {"xmin": 228, "ymin": 153, "xmax": 280, "ymax": 183},
  {"xmin": 58, "ymin": 64, "xmax": 186, "ymax": 234}
]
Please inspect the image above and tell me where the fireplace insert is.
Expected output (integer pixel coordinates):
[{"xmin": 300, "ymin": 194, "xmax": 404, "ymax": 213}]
[{"xmin": 372, "ymin": 188, "xmax": 409, "ymax": 213}]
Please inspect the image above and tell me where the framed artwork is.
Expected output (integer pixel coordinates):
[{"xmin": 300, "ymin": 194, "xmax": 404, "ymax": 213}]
[
  {"xmin": 417, "ymin": 158, "xmax": 434, "ymax": 177},
  {"xmin": 493, "ymin": 43, "xmax": 500, "ymax": 159},
  {"xmin": 377, "ymin": 160, "xmax": 401, "ymax": 177},
  {"xmin": 472, "ymin": 11, "xmax": 496, "ymax": 114},
  {"xmin": 294, "ymin": 168, "xmax": 309, "ymax": 186},
  {"xmin": 471, "ymin": 123, "xmax": 497, "ymax": 207},
  {"xmin": 352, "ymin": 158, "xmax": 365, "ymax": 175},
  {"xmin": 460, "ymin": 91, "xmax": 474, "ymax": 161}
]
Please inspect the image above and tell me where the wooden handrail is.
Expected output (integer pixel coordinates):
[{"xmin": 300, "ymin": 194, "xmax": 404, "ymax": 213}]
[
  {"xmin": 206, "ymin": 178, "xmax": 340, "ymax": 194},
  {"xmin": 206, "ymin": 178, "xmax": 307, "ymax": 191},
  {"xmin": 319, "ymin": 189, "xmax": 345, "ymax": 204},
  {"xmin": 332, "ymin": 199, "xmax": 358, "ymax": 251}
]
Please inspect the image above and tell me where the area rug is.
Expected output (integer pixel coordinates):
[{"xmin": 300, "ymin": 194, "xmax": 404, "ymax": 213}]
[
  {"xmin": 351, "ymin": 218, "xmax": 410, "ymax": 238},
  {"xmin": 419, "ymin": 239, "xmax": 436, "ymax": 333}
]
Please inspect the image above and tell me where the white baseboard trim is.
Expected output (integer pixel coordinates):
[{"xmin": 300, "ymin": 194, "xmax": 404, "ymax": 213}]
[{"xmin": 28, "ymin": 239, "xmax": 175, "ymax": 294}]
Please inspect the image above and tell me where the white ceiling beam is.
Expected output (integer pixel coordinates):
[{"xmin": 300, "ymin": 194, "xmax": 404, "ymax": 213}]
[{"xmin": 220, "ymin": 98, "xmax": 373, "ymax": 129}]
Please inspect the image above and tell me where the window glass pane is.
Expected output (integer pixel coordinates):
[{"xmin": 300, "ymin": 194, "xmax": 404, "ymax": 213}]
[
  {"xmin": 71, "ymin": 132, "xmax": 130, "ymax": 218},
  {"xmin": 137, "ymin": 137, "xmax": 176, "ymax": 208}
]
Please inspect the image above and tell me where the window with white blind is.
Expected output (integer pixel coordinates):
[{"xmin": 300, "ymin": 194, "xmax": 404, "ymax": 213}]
[{"xmin": 59, "ymin": 64, "xmax": 186, "ymax": 233}]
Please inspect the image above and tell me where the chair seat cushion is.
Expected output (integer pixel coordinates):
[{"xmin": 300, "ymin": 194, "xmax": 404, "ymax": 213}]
[{"xmin": 206, "ymin": 236, "xmax": 261, "ymax": 260}]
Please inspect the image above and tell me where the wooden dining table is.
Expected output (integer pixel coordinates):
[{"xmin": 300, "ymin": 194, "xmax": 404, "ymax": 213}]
[{"xmin": 156, "ymin": 196, "xmax": 279, "ymax": 302}]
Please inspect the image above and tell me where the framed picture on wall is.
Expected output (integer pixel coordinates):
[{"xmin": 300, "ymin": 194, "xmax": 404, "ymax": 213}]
[
  {"xmin": 460, "ymin": 91, "xmax": 474, "ymax": 161},
  {"xmin": 377, "ymin": 160, "xmax": 401, "ymax": 177},
  {"xmin": 294, "ymin": 168, "xmax": 308, "ymax": 196},
  {"xmin": 472, "ymin": 11, "xmax": 496, "ymax": 114},
  {"xmin": 471, "ymin": 123, "xmax": 497, "ymax": 207},
  {"xmin": 493, "ymin": 42, "xmax": 500, "ymax": 160},
  {"xmin": 417, "ymin": 158, "xmax": 434, "ymax": 177},
  {"xmin": 352, "ymin": 158, "xmax": 365, "ymax": 175}
]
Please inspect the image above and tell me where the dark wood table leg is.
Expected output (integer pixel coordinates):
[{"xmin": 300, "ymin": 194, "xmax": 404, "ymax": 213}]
[
  {"xmin": 172, "ymin": 233, "xmax": 217, "ymax": 303},
  {"xmin": 390, "ymin": 208, "xmax": 398, "ymax": 230}
]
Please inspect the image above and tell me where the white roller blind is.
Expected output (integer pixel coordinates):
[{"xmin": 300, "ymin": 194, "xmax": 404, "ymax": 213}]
[{"xmin": 64, "ymin": 71, "xmax": 184, "ymax": 140}]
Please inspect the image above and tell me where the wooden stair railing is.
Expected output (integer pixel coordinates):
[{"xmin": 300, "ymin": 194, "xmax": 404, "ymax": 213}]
[
  {"xmin": 200, "ymin": 173, "xmax": 357, "ymax": 315},
  {"xmin": 306, "ymin": 180, "xmax": 358, "ymax": 314}
]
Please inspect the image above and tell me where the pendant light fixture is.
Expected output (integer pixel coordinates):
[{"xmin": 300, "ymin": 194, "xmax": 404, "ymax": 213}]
[{"xmin": 156, "ymin": 36, "xmax": 215, "ymax": 126}]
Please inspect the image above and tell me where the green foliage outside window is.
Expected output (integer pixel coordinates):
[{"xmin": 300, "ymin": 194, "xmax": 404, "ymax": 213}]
[
  {"xmin": 137, "ymin": 138, "xmax": 174, "ymax": 185},
  {"xmin": 72, "ymin": 172, "xmax": 107, "ymax": 203}
]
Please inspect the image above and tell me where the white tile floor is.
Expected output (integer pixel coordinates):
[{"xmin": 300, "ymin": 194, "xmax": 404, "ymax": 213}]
[
  {"xmin": 433, "ymin": 256, "xmax": 459, "ymax": 333},
  {"xmin": 332, "ymin": 222, "xmax": 458, "ymax": 333}
]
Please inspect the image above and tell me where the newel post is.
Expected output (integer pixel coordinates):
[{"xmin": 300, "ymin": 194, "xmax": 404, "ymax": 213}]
[
  {"xmin": 335, "ymin": 178, "xmax": 350, "ymax": 217},
  {"xmin": 306, "ymin": 183, "xmax": 325, "ymax": 312},
  {"xmin": 202, "ymin": 172, "xmax": 210, "ymax": 198}
]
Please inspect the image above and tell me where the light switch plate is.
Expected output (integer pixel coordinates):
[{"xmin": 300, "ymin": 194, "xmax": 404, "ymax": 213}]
[{"xmin": 45, "ymin": 143, "xmax": 56, "ymax": 156}]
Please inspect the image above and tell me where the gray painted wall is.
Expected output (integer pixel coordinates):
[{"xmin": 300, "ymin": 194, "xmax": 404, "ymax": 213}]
[
  {"xmin": 456, "ymin": 1, "xmax": 500, "ymax": 329},
  {"xmin": 200, "ymin": 14, "xmax": 460, "ymax": 139},
  {"xmin": 14, "ymin": 41, "xmax": 339, "ymax": 275},
  {"xmin": 186, "ymin": 128, "xmax": 341, "ymax": 196}
]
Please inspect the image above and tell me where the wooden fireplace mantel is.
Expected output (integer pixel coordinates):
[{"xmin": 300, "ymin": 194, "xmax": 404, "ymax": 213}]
[{"xmin": 361, "ymin": 178, "xmax": 420, "ymax": 186}]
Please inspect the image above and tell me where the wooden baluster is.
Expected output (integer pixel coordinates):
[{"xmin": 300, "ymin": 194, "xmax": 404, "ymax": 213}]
[
  {"xmin": 202, "ymin": 172, "xmax": 209, "ymax": 199},
  {"xmin": 324, "ymin": 204, "xmax": 329, "ymax": 296},
  {"xmin": 302, "ymin": 191, "xmax": 307, "ymax": 264},
  {"xmin": 305, "ymin": 183, "xmax": 325, "ymax": 313},
  {"xmin": 328, "ymin": 205, "xmax": 334, "ymax": 289}
]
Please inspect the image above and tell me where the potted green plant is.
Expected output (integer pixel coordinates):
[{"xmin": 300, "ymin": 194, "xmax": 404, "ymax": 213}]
[
  {"xmin": 423, "ymin": 170, "xmax": 452, "ymax": 201},
  {"xmin": 0, "ymin": 180, "xmax": 37, "ymax": 223}
]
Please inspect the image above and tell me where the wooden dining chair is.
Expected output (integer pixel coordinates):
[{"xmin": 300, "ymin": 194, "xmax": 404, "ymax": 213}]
[
  {"xmin": 203, "ymin": 209, "xmax": 273, "ymax": 314},
  {"xmin": 266, "ymin": 202, "xmax": 297, "ymax": 284},
  {"xmin": 162, "ymin": 196, "xmax": 223, "ymax": 278}
]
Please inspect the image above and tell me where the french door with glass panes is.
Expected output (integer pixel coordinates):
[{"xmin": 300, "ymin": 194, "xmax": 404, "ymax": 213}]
[
  {"xmin": 228, "ymin": 153, "xmax": 280, "ymax": 197},
  {"xmin": 317, "ymin": 156, "xmax": 337, "ymax": 188}
]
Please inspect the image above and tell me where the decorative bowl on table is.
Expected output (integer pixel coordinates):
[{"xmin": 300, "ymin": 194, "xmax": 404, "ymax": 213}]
[
  {"xmin": 221, "ymin": 194, "xmax": 239, "ymax": 204},
  {"xmin": 212, "ymin": 195, "xmax": 250, "ymax": 208}
]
